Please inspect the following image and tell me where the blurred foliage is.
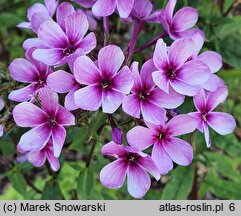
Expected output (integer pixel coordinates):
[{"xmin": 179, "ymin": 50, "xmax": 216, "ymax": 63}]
[{"xmin": 0, "ymin": 0, "xmax": 241, "ymax": 200}]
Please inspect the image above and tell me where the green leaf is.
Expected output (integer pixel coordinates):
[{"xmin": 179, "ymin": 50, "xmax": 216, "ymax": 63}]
[
  {"xmin": 42, "ymin": 180, "xmax": 63, "ymax": 200},
  {"xmin": 89, "ymin": 111, "xmax": 107, "ymax": 139},
  {"xmin": 69, "ymin": 126, "xmax": 89, "ymax": 151},
  {"xmin": 8, "ymin": 170, "xmax": 27, "ymax": 196},
  {"xmin": 0, "ymin": 136, "xmax": 15, "ymax": 155},
  {"xmin": 161, "ymin": 164, "xmax": 195, "ymax": 199},
  {"xmin": 77, "ymin": 168, "xmax": 94, "ymax": 199}
]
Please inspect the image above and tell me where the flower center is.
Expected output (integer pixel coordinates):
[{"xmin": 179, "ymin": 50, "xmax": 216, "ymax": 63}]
[
  {"xmin": 50, "ymin": 118, "xmax": 57, "ymax": 126},
  {"xmin": 38, "ymin": 79, "xmax": 45, "ymax": 88},
  {"xmin": 158, "ymin": 133, "xmax": 163, "ymax": 140},
  {"xmin": 127, "ymin": 153, "xmax": 138, "ymax": 163},
  {"xmin": 138, "ymin": 91, "xmax": 150, "ymax": 100},
  {"xmin": 167, "ymin": 68, "xmax": 176, "ymax": 79},
  {"xmin": 63, "ymin": 45, "xmax": 75, "ymax": 56},
  {"xmin": 101, "ymin": 81, "xmax": 109, "ymax": 89},
  {"xmin": 202, "ymin": 114, "xmax": 207, "ymax": 122}
]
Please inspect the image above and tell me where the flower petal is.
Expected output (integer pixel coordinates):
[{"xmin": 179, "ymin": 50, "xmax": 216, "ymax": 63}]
[
  {"xmin": 127, "ymin": 165, "xmax": 151, "ymax": 199},
  {"xmin": 100, "ymin": 159, "xmax": 127, "ymax": 188},
  {"xmin": 112, "ymin": 66, "xmax": 134, "ymax": 94},
  {"xmin": 172, "ymin": 7, "xmax": 198, "ymax": 32},
  {"xmin": 170, "ymin": 79, "xmax": 200, "ymax": 96},
  {"xmin": 141, "ymin": 101, "xmax": 167, "ymax": 125},
  {"xmin": 65, "ymin": 12, "xmax": 89, "ymax": 45},
  {"xmin": 8, "ymin": 84, "xmax": 38, "ymax": 102},
  {"xmin": 52, "ymin": 125, "xmax": 66, "ymax": 157},
  {"xmin": 163, "ymin": 138, "xmax": 193, "ymax": 166},
  {"xmin": 28, "ymin": 150, "xmax": 46, "ymax": 167},
  {"xmin": 140, "ymin": 59, "xmax": 156, "ymax": 90},
  {"xmin": 65, "ymin": 89, "xmax": 79, "ymax": 111},
  {"xmin": 198, "ymin": 51, "xmax": 222, "ymax": 73},
  {"xmin": 47, "ymin": 70, "xmax": 77, "ymax": 93},
  {"xmin": 208, "ymin": 112, "xmax": 236, "ymax": 135},
  {"xmin": 152, "ymin": 142, "xmax": 173, "ymax": 174},
  {"xmin": 56, "ymin": 2, "xmax": 75, "ymax": 30},
  {"xmin": 102, "ymin": 89, "xmax": 124, "ymax": 113},
  {"xmin": 127, "ymin": 126, "xmax": 154, "ymax": 151},
  {"xmin": 74, "ymin": 55, "xmax": 101, "ymax": 85},
  {"xmin": 169, "ymin": 38, "xmax": 195, "ymax": 70},
  {"xmin": 165, "ymin": 0, "xmax": 176, "ymax": 23},
  {"xmin": 193, "ymin": 89, "xmax": 206, "ymax": 112},
  {"xmin": 77, "ymin": 32, "xmax": 97, "ymax": 54},
  {"xmin": 137, "ymin": 155, "xmax": 160, "ymax": 180},
  {"xmin": 153, "ymin": 39, "xmax": 169, "ymax": 70},
  {"xmin": 122, "ymin": 94, "xmax": 141, "ymax": 118},
  {"xmin": 203, "ymin": 122, "xmax": 211, "ymax": 148},
  {"xmin": 23, "ymin": 38, "xmax": 42, "ymax": 50},
  {"xmin": 101, "ymin": 141, "xmax": 127, "ymax": 157},
  {"xmin": 44, "ymin": 0, "xmax": 58, "ymax": 17},
  {"xmin": 56, "ymin": 105, "xmax": 75, "ymax": 126},
  {"xmin": 9, "ymin": 58, "xmax": 39, "ymax": 83},
  {"xmin": 116, "ymin": 0, "xmax": 134, "ymax": 18},
  {"xmin": 152, "ymin": 70, "xmax": 169, "ymax": 93},
  {"xmin": 92, "ymin": 0, "xmax": 116, "ymax": 17},
  {"xmin": 98, "ymin": 45, "xmax": 125, "ymax": 76},
  {"xmin": 203, "ymin": 74, "xmax": 223, "ymax": 92},
  {"xmin": 31, "ymin": 12, "xmax": 52, "ymax": 33},
  {"xmin": 17, "ymin": 124, "xmax": 51, "ymax": 153},
  {"xmin": 130, "ymin": 61, "xmax": 142, "ymax": 93},
  {"xmin": 74, "ymin": 85, "xmax": 102, "ymax": 111},
  {"xmin": 206, "ymin": 86, "xmax": 228, "ymax": 111},
  {"xmin": 13, "ymin": 102, "xmax": 47, "ymax": 127},
  {"xmin": 38, "ymin": 20, "xmax": 68, "ymax": 48},
  {"xmin": 166, "ymin": 114, "xmax": 197, "ymax": 136},
  {"xmin": 46, "ymin": 147, "xmax": 60, "ymax": 171}
]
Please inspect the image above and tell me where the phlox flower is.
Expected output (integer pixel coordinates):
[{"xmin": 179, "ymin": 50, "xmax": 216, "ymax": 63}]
[
  {"xmin": 73, "ymin": 45, "xmax": 134, "ymax": 114},
  {"xmin": 160, "ymin": 0, "xmax": 200, "ymax": 39},
  {"xmin": 17, "ymin": 0, "xmax": 58, "ymax": 33},
  {"xmin": 127, "ymin": 115, "xmax": 197, "ymax": 174},
  {"xmin": 152, "ymin": 38, "xmax": 210, "ymax": 96},
  {"xmin": 92, "ymin": 0, "xmax": 135, "ymax": 18},
  {"xmin": 0, "ymin": 96, "xmax": 4, "ymax": 137},
  {"xmin": 28, "ymin": 139, "xmax": 60, "ymax": 171},
  {"xmin": 189, "ymin": 87, "xmax": 236, "ymax": 147},
  {"xmin": 122, "ymin": 60, "xmax": 184, "ymax": 124},
  {"xmin": 32, "ymin": 2, "xmax": 96, "ymax": 66},
  {"xmin": 100, "ymin": 141, "xmax": 160, "ymax": 198},
  {"xmin": 13, "ymin": 88, "xmax": 75, "ymax": 157},
  {"xmin": 9, "ymin": 48, "xmax": 53, "ymax": 102}
]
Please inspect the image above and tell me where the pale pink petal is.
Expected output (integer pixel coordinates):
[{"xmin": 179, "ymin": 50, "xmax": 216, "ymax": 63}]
[
  {"xmin": 44, "ymin": 0, "xmax": 58, "ymax": 17},
  {"xmin": 74, "ymin": 55, "xmax": 101, "ymax": 85},
  {"xmin": 28, "ymin": 150, "xmax": 46, "ymax": 167},
  {"xmin": 52, "ymin": 125, "xmax": 66, "ymax": 157},
  {"xmin": 166, "ymin": 114, "xmax": 197, "ymax": 136},
  {"xmin": 77, "ymin": 32, "xmax": 97, "ymax": 54},
  {"xmin": 172, "ymin": 7, "xmax": 198, "ymax": 32},
  {"xmin": 98, "ymin": 45, "xmax": 125, "ymax": 76},
  {"xmin": 152, "ymin": 142, "xmax": 173, "ymax": 174},
  {"xmin": 9, "ymin": 58, "xmax": 39, "ymax": 83},
  {"xmin": 17, "ymin": 22, "xmax": 31, "ymax": 29},
  {"xmin": 170, "ymin": 79, "xmax": 200, "ymax": 96},
  {"xmin": 122, "ymin": 95, "xmax": 141, "ymax": 118},
  {"xmin": 137, "ymin": 155, "xmax": 160, "ymax": 180},
  {"xmin": 127, "ymin": 165, "xmax": 151, "ymax": 198},
  {"xmin": 23, "ymin": 38, "xmax": 42, "ymax": 50},
  {"xmin": 191, "ymin": 31, "xmax": 205, "ymax": 58},
  {"xmin": 47, "ymin": 70, "xmax": 77, "ymax": 93},
  {"xmin": 92, "ymin": 0, "xmax": 116, "ymax": 17},
  {"xmin": 65, "ymin": 89, "xmax": 79, "ymax": 111},
  {"xmin": 46, "ymin": 147, "xmax": 60, "ymax": 171},
  {"xmin": 208, "ymin": 112, "xmax": 236, "ymax": 135},
  {"xmin": 203, "ymin": 123, "xmax": 211, "ymax": 147},
  {"xmin": 178, "ymin": 60, "xmax": 210, "ymax": 85},
  {"xmin": 56, "ymin": 2, "xmax": 75, "ymax": 30},
  {"xmin": 163, "ymin": 138, "xmax": 193, "ymax": 166},
  {"xmin": 140, "ymin": 59, "xmax": 156, "ymax": 89},
  {"xmin": 206, "ymin": 86, "xmax": 228, "ymax": 111},
  {"xmin": 13, "ymin": 102, "xmax": 47, "ymax": 127},
  {"xmin": 17, "ymin": 124, "xmax": 51, "ymax": 153},
  {"xmin": 100, "ymin": 159, "xmax": 127, "ymax": 188},
  {"xmin": 27, "ymin": 3, "xmax": 47, "ymax": 20},
  {"xmin": 8, "ymin": 84, "xmax": 38, "ymax": 102},
  {"xmin": 75, "ymin": 0, "xmax": 96, "ymax": 8},
  {"xmin": 189, "ymin": 112, "xmax": 203, "ymax": 132},
  {"xmin": 150, "ymin": 87, "xmax": 184, "ymax": 109},
  {"xmin": 152, "ymin": 70, "xmax": 169, "ymax": 93},
  {"xmin": 102, "ymin": 90, "xmax": 124, "ymax": 113},
  {"xmin": 31, "ymin": 12, "xmax": 52, "ymax": 33},
  {"xmin": 193, "ymin": 89, "xmax": 206, "ymax": 112},
  {"xmin": 65, "ymin": 12, "xmax": 89, "ymax": 45},
  {"xmin": 165, "ymin": 0, "xmax": 176, "ymax": 23},
  {"xmin": 37, "ymin": 87, "xmax": 59, "ymax": 115},
  {"xmin": 130, "ymin": 62, "xmax": 142, "ymax": 93},
  {"xmin": 141, "ymin": 101, "xmax": 167, "ymax": 125},
  {"xmin": 33, "ymin": 48, "xmax": 65, "ymax": 66},
  {"xmin": 169, "ymin": 38, "xmax": 195, "ymax": 70},
  {"xmin": 74, "ymin": 85, "xmax": 102, "ymax": 111},
  {"xmin": 127, "ymin": 126, "xmax": 154, "ymax": 151},
  {"xmin": 153, "ymin": 39, "xmax": 169, "ymax": 70},
  {"xmin": 131, "ymin": 0, "xmax": 153, "ymax": 19},
  {"xmin": 112, "ymin": 66, "xmax": 134, "ymax": 94},
  {"xmin": 38, "ymin": 20, "xmax": 68, "ymax": 48},
  {"xmin": 101, "ymin": 141, "xmax": 127, "ymax": 157},
  {"xmin": 203, "ymin": 74, "xmax": 223, "ymax": 92},
  {"xmin": 198, "ymin": 51, "xmax": 222, "ymax": 73},
  {"xmin": 56, "ymin": 105, "xmax": 75, "ymax": 126},
  {"xmin": 116, "ymin": 0, "xmax": 134, "ymax": 18}
]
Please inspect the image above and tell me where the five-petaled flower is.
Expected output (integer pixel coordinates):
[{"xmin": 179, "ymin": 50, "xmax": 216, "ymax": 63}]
[
  {"xmin": 189, "ymin": 87, "xmax": 236, "ymax": 147},
  {"xmin": 13, "ymin": 88, "xmax": 75, "ymax": 157},
  {"xmin": 73, "ymin": 45, "xmax": 134, "ymax": 114},
  {"xmin": 123, "ymin": 60, "xmax": 184, "ymax": 124},
  {"xmin": 127, "ymin": 115, "xmax": 197, "ymax": 174},
  {"xmin": 100, "ymin": 141, "xmax": 160, "ymax": 198}
]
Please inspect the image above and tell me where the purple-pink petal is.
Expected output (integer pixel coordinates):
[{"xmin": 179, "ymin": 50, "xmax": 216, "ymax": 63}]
[
  {"xmin": 52, "ymin": 125, "xmax": 66, "ymax": 157},
  {"xmin": 153, "ymin": 39, "xmax": 169, "ymax": 70},
  {"xmin": 92, "ymin": 0, "xmax": 116, "ymax": 17},
  {"xmin": 65, "ymin": 89, "xmax": 79, "ymax": 111},
  {"xmin": 77, "ymin": 32, "xmax": 97, "ymax": 54},
  {"xmin": 102, "ymin": 89, "xmax": 124, "ymax": 113},
  {"xmin": 28, "ymin": 150, "xmax": 46, "ymax": 167},
  {"xmin": 101, "ymin": 141, "xmax": 127, "ymax": 157},
  {"xmin": 198, "ymin": 51, "xmax": 222, "ymax": 73},
  {"xmin": 122, "ymin": 94, "xmax": 141, "ymax": 118},
  {"xmin": 56, "ymin": 105, "xmax": 75, "ymax": 126},
  {"xmin": 56, "ymin": 2, "xmax": 75, "ymax": 30},
  {"xmin": 46, "ymin": 147, "xmax": 60, "ymax": 171},
  {"xmin": 116, "ymin": 0, "xmax": 134, "ymax": 18}
]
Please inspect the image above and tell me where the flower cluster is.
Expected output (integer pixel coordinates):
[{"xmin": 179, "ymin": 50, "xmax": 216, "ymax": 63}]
[{"xmin": 7, "ymin": 0, "xmax": 236, "ymax": 198}]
